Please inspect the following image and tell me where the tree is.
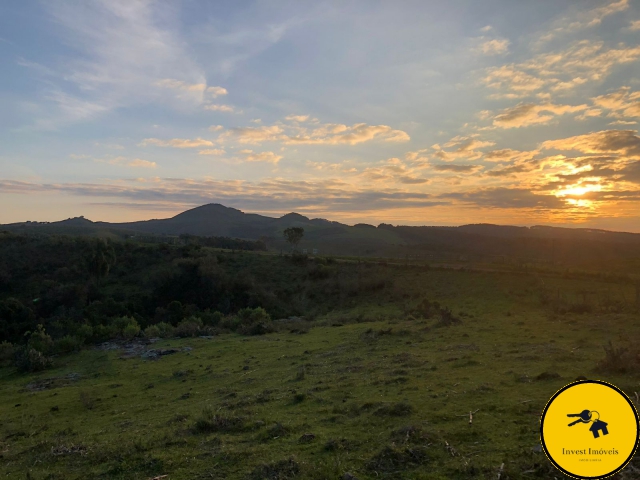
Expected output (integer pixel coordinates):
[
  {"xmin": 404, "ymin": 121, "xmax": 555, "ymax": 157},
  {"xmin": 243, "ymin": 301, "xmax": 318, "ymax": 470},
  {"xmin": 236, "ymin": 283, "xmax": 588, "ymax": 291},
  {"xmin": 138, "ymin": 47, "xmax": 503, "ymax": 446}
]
[
  {"xmin": 87, "ymin": 239, "xmax": 116, "ymax": 285},
  {"xmin": 283, "ymin": 227, "xmax": 304, "ymax": 253}
]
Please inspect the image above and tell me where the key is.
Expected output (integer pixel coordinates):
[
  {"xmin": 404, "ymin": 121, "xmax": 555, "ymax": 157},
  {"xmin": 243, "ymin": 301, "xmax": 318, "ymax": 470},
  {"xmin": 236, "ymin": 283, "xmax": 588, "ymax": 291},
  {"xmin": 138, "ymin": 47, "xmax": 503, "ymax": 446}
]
[{"xmin": 567, "ymin": 409, "xmax": 592, "ymax": 426}]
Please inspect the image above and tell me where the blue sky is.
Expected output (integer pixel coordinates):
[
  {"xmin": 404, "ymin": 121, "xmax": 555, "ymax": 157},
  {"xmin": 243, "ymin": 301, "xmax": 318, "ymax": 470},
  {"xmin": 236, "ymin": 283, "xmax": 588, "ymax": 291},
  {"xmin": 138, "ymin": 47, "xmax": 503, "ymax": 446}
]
[{"xmin": 2, "ymin": 1, "xmax": 640, "ymax": 230}]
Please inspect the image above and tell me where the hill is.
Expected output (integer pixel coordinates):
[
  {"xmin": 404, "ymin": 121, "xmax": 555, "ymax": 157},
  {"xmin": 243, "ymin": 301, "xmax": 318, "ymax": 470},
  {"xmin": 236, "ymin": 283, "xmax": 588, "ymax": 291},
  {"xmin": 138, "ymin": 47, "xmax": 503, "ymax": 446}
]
[{"xmin": 3, "ymin": 203, "xmax": 640, "ymax": 270}]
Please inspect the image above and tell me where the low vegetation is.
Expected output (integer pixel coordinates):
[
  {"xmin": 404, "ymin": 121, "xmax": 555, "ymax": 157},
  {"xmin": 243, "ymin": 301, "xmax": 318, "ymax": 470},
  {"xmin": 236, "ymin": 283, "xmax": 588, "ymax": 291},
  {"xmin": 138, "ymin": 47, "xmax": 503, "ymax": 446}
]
[{"xmin": 1, "ymin": 233, "xmax": 639, "ymax": 478}]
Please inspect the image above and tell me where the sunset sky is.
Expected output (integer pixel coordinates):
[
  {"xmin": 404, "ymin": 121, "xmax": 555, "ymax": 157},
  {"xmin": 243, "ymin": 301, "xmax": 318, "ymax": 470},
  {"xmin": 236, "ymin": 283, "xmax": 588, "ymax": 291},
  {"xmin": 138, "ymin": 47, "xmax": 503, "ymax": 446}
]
[{"xmin": 2, "ymin": 1, "xmax": 640, "ymax": 231}]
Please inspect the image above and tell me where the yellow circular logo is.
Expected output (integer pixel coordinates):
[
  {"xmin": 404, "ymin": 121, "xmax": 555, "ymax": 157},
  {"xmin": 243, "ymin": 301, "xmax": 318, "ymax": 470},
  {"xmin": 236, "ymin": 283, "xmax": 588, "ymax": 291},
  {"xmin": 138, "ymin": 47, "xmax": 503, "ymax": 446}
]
[{"xmin": 541, "ymin": 380, "xmax": 639, "ymax": 479}]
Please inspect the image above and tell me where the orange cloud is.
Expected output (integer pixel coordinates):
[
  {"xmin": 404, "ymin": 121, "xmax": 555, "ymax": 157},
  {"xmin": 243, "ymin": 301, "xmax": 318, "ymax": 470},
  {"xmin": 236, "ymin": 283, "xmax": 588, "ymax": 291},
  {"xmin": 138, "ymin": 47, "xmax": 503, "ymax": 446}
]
[
  {"xmin": 140, "ymin": 138, "xmax": 214, "ymax": 148},
  {"xmin": 492, "ymin": 103, "xmax": 587, "ymax": 128}
]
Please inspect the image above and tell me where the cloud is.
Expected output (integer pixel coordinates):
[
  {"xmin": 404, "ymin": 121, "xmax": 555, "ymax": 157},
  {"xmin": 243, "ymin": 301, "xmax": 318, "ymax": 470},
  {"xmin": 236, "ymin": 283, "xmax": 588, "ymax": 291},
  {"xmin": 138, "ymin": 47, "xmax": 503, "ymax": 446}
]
[
  {"xmin": 441, "ymin": 187, "xmax": 565, "ymax": 209},
  {"xmin": 480, "ymin": 25, "xmax": 493, "ymax": 33},
  {"xmin": 0, "ymin": 178, "xmax": 447, "ymax": 214},
  {"xmin": 102, "ymin": 156, "xmax": 156, "ymax": 168},
  {"xmin": 483, "ymin": 40, "xmax": 640, "ymax": 99},
  {"xmin": 209, "ymin": 125, "xmax": 224, "ymax": 132},
  {"xmin": 536, "ymin": 0, "xmax": 629, "ymax": 44},
  {"xmin": 223, "ymin": 121, "xmax": 410, "ymax": 146},
  {"xmin": 492, "ymin": 102, "xmax": 587, "ymax": 128},
  {"xmin": 126, "ymin": 159, "xmax": 157, "ymax": 168},
  {"xmin": 630, "ymin": 20, "xmax": 640, "ymax": 31},
  {"xmin": 198, "ymin": 149, "xmax": 226, "ymax": 155},
  {"xmin": 575, "ymin": 108, "xmax": 603, "ymax": 121},
  {"xmin": 479, "ymin": 38, "xmax": 510, "ymax": 55},
  {"xmin": 204, "ymin": 104, "xmax": 236, "ymax": 113},
  {"xmin": 541, "ymin": 130, "xmax": 640, "ymax": 157},
  {"xmin": 284, "ymin": 123, "xmax": 410, "ymax": 145},
  {"xmin": 592, "ymin": 87, "xmax": 640, "ymax": 118},
  {"xmin": 224, "ymin": 126, "xmax": 285, "ymax": 144},
  {"xmin": 238, "ymin": 149, "xmax": 282, "ymax": 163},
  {"xmin": 156, "ymin": 79, "xmax": 206, "ymax": 93},
  {"xmin": 33, "ymin": 1, "xmax": 206, "ymax": 126},
  {"xmin": 285, "ymin": 114, "xmax": 310, "ymax": 122},
  {"xmin": 432, "ymin": 164, "xmax": 483, "ymax": 173},
  {"xmin": 484, "ymin": 149, "xmax": 539, "ymax": 163},
  {"xmin": 431, "ymin": 136, "xmax": 496, "ymax": 161},
  {"xmin": 206, "ymin": 86, "xmax": 228, "ymax": 98},
  {"xmin": 140, "ymin": 138, "xmax": 214, "ymax": 148}
]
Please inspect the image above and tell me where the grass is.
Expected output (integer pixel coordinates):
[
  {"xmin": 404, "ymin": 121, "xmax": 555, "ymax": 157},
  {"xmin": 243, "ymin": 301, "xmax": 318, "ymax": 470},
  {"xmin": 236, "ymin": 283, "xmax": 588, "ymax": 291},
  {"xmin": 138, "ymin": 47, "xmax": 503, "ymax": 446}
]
[{"xmin": 1, "ymin": 265, "xmax": 639, "ymax": 479}]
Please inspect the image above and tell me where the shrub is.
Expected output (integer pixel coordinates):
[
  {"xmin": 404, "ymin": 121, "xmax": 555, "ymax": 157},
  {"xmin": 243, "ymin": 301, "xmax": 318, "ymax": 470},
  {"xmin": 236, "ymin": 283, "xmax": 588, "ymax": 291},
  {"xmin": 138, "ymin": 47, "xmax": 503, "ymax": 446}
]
[
  {"xmin": 15, "ymin": 348, "xmax": 53, "ymax": 372},
  {"xmin": 192, "ymin": 408, "xmax": 245, "ymax": 434},
  {"xmin": 122, "ymin": 320, "xmax": 141, "ymax": 340},
  {"xmin": 598, "ymin": 341, "xmax": 636, "ymax": 373},
  {"xmin": 144, "ymin": 325, "xmax": 161, "ymax": 338},
  {"xmin": 76, "ymin": 324, "xmax": 93, "ymax": 344},
  {"xmin": 0, "ymin": 341, "xmax": 15, "ymax": 366},
  {"xmin": 26, "ymin": 324, "xmax": 53, "ymax": 355},
  {"xmin": 54, "ymin": 335, "xmax": 82, "ymax": 354},
  {"xmin": 175, "ymin": 317, "xmax": 203, "ymax": 338},
  {"xmin": 201, "ymin": 310, "xmax": 224, "ymax": 326},
  {"xmin": 155, "ymin": 322, "xmax": 175, "ymax": 338},
  {"xmin": 93, "ymin": 324, "xmax": 119, "ymax": 342}
]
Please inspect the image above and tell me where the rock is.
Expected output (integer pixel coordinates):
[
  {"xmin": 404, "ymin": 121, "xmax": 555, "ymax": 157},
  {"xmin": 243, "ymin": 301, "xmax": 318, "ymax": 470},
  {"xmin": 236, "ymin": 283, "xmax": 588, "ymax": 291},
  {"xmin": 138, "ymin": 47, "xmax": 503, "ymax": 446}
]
[
  {"xmin": 532, "ymin": 445, "xmax": 543, "ymax": 453},
  {"xmin": 343, "ymin": 473, "xmax": 359, "ymax": 480},
  {"xmin": 182, "ymin": 347, "xmax": 193, "ymax": 352}
]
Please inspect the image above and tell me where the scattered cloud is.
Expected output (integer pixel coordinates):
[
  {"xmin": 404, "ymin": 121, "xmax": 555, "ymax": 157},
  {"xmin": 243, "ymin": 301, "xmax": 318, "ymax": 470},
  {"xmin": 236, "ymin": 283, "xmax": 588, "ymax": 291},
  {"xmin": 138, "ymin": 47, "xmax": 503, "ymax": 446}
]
[
  {"xmin": 492, "ymin": 102, "xmax": 587, "ymax": 128},
  {"xmin": 479, "ymin": 38, "xmax": 510, "ymax": 56},
  {"xmin": 484, "ymin": 149, "xmax": 539, "ymax": 163},
  {"xmin": 206, "ymin": 86, "xmax": 228, "ymax": 98},
  {"xmin": 198, "ymin": 149, "xmax": 226, "ymax": 155},
  {"xmin": 140, "ymin": 138, "xmax": 214, "ymax": 148},
  {"xmin": 285, "ymin": 114, "xmax": 310, "ymax": 122},
  {"xmin": 238, "ymin": 149, "xmax": 282, "ymax": 163},
  {"xmin": 441, "ymin": 187, "xmax": 565, "ymax": 209},
  {"xmin": 223, "ymin": 121, "xmax": 410, "ymax": 146},
  {"xmin": 432, "ymin": 164, "xmax": 483, "ymax": 173},
  {"xmin": 204, "ymin": 104, "xmax": 236, "ymax": 113},
  {"xmin": 483, "ymin": 40, "xmax": 640, "ymax": 99},
  {"xmin": 209, "ymin": 125, "xmax": 224, "ymax": 132},
  {"xmin": 536, "ymin": 0, "xmax": 629, "ymax": 44},
  {"xmin": 156, "ymin": 79, "xmax": 206, "ymax": 93},
  {"xmin": 541, "ymin": 129, "xmax": 640, "ymax": 157},
  {"xmin": 630, "ymin": 20, "xmax": 640, "ymax": 31},
  {"xmin": 100, "ymin": 156, "xmax": 157, "ymax": 168},
  {"xmin": 591, "ymin": 87, "xmax": 640, "ymax": 118}
]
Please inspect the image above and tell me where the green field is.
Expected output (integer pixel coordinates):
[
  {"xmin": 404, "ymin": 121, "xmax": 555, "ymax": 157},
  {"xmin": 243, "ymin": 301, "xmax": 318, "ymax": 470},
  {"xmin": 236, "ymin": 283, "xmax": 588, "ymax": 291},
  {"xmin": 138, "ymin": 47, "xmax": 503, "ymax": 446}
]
[{"xmin": 2, "ymin": 252, "xmax": 639, "ymax": 479}]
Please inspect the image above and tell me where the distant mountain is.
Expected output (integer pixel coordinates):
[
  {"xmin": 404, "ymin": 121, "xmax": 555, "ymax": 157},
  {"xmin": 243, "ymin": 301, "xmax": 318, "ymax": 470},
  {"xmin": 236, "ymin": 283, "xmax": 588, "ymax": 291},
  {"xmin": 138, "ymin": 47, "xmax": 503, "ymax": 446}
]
[{"xmin": 3, "ymin": 203, "xmax": 640, "ymax": 268}]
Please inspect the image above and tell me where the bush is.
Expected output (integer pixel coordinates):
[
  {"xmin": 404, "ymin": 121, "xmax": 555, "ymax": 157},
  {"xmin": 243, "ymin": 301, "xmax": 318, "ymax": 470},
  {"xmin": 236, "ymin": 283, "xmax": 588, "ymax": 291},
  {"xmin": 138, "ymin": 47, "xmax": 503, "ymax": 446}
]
[
  {"xmin": 0, "ymin": 341, "xmax": 15, "ymax": 366},
  {"xmin": 26, "ymin": 324, "xmax": 53, "ymax": 355},
  {"xmin": 76, "ymin": 324, "xmax": 93, "ymax": 344},
  {"xmin": 144, "ymin": 325, "xmax": 161, "ymax": 338},
  {"xmin": 201, "ymin": 310, "xmax": 224, "ymax": 326},
  {"xmin": 93, "ymin": 324, "xmax": 119, "ymax": 342},
  {"xmin": 54, "ymin": 335, "xmax": 82, "ymax": 354},
  {"xmin": 235, "ymin": 307, "xmax": 274, "ymax": 335},
  {"xmin": 15, "ymin": 348, "xmax": 53, "ymax": 372},
  {"xmin": 155, "ymin": 322, "xmax": 175, "ymax": 338},
  {"xmin": 175, "ymin": 317, "xmax": 203, "ymax": 338},
  {"xmin": 122, "ymin": 320, "xmax": 141, "ymax": 340}
]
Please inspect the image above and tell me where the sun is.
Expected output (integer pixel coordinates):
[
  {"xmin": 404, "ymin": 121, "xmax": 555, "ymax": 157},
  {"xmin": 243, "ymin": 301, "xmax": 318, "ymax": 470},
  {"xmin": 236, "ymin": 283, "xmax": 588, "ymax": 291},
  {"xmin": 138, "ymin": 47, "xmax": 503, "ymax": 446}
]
[{"xmin": 555, "ymin": 183, "xmax": 602, "ymax": 198}]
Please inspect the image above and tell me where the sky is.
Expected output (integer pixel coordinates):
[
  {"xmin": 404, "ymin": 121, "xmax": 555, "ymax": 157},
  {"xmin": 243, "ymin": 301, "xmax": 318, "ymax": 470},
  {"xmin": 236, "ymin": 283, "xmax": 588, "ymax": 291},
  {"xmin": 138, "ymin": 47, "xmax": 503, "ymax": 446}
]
[{"xmin": 1, "ymin": 0, "xmax": 640, "ymax": 231}]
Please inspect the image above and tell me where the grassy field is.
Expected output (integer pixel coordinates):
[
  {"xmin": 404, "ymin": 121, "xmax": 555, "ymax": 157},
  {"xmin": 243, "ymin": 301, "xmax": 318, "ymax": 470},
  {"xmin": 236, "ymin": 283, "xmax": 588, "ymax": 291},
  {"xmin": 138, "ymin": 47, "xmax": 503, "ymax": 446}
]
[{"xmin": 1, "ymin": 262, "xmax": 639, "ymax": 479}]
